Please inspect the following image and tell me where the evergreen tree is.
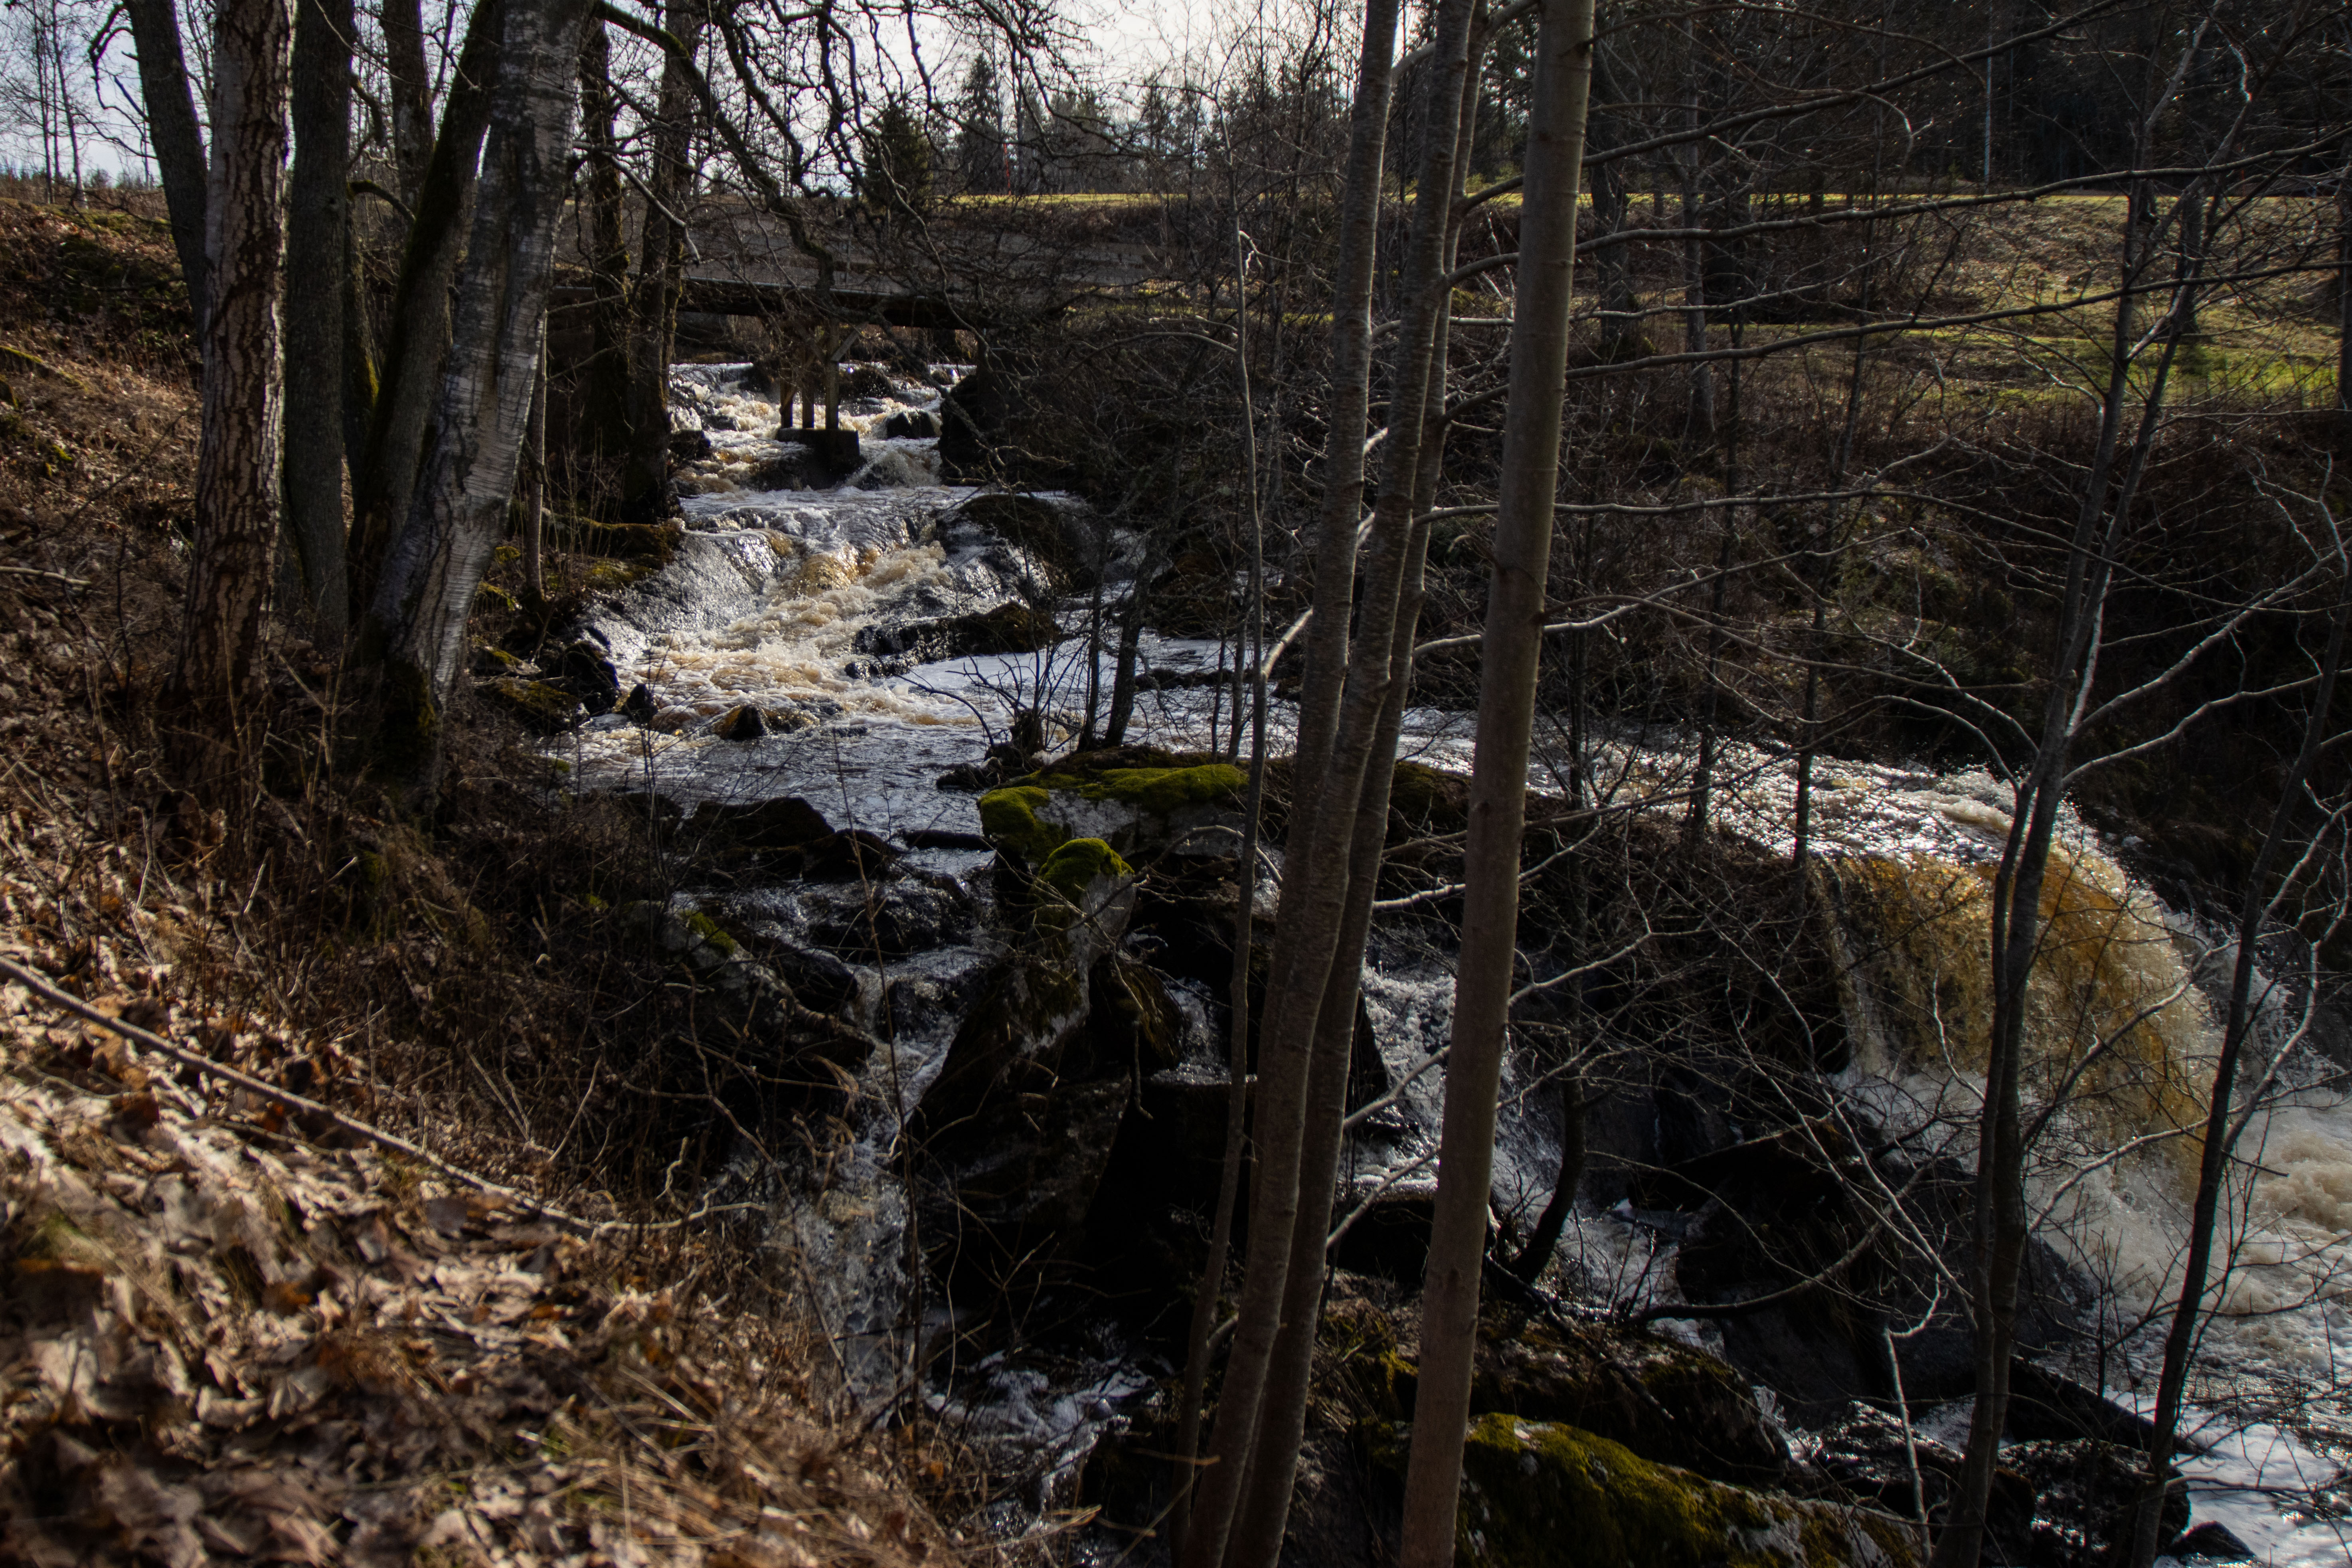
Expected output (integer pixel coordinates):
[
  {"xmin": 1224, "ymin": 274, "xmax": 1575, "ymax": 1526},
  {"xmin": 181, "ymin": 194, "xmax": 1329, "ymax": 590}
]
[
  {"xmin": 953, "ymin": 54, "xmax": 1005, "ymax": 194},
  {"xmin": 863, "ymin": 97, "xmax": 933, "ymax": 212}
]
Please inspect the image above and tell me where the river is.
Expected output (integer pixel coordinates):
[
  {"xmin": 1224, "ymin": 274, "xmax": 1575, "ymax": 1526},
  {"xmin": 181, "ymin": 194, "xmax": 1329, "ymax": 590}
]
[{"xmin": 548, "ymin": 358, "xmax": 2351, "ymax": 1564}]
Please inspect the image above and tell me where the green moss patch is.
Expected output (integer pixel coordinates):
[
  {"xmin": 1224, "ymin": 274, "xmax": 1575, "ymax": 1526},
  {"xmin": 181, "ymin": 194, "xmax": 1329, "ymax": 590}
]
[
  {"xmin": 979, "ymin": 785, "xmax": 1063, "ymax": 864},
  {"xmin": 1036, "ymin": 837, "xmax": 1132, "ymax": 907},
  {"xmin": 1456, "ymin": 1416, "xmax": 1918, "ymax": 1568}
]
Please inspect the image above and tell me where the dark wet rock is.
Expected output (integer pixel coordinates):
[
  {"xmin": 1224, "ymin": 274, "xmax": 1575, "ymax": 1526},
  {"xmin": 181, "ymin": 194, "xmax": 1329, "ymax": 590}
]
[
  {"xmin": 715, "ymin": 703, "xmax": 767, "ymax": 740},
  {"xmin": 882, "ymin": 407, "xmax": 941, "ymax": 439},
  {"xmin": 478, "ymin": 677, "xmax": 582, "ymax": 733},
  {"xmin": 743, "ymin": 449, "xmax": 827, "ymax": 491},
  {"xmin": 909, "ymin": 869, "xmax": 1158, "ymax": 1309},
  {"xmin": 548, "ymin": 639, "xmax": 620, "ymax": 715},
  {"xmin": 1328, "ymin": 1189, "xmax": 1437, "ymax": 1283},
  {"xmin": 2006, "ymin": 1360, "xmax": 2176, "ymax": 1451},
  {"xmin": 937, "ymin": 363, "xmax": 1018, "ymax": 482},
  {"xmin": 761, "ymin": 427, "xmax": 862, "ymax": 481},
  {"xmin": 1803, "ymin": 1402, "xmax": 1964, "ymax": 1515},
  {"xmin": 770, "ymin": 829, "xmax": 902, "ymax": 882},
  {"xmin": 667, "ymin": 427, "xmax": 714, "ymax": 464},
  {"xmin": 2168, "ymin": 1522, "xmax": 2255, "ymax": 1560},
  {"xmin": 900, "ymin": 828, "xmax": 993, "ymax": 851},
  {"xmin": 935, "ymin": 760, "xmax": 1002, "ymax": 793},
  {"xmin": 621, "ymin": 682, "xmax": 657, "ymax": 723},
  {"xmin": 735, "ymin": 362, "xmax": 777, "ymax": 394},
  {"xmin": 1646, "ymin": 1122, "xmax": 2089, "ymax": 1423},
  {"xmin": 693, "ymin": 795, "xmax": 834, "ymax": 850},
  {"xmin": 801, "ymin": 878, "xmax": 976, "ymax": 959},
  {"xmin": 574, "ymin": 518, "xmax": 682, "ymax": 560},
  {"xmin": 611, "ymin": 901, "xmax": 874, "ymax": 1109},
  {"xmin": 1445, "ymin": 1416, "xmax": 1922, "ymax": 1568},
  {"xmin": 850, "ymin": 601, "xmax": 1059, "ymax": 663},
  {"xmin": 739, "ymin": 928, "xmax": 865, "ymax": 1019},
  {"xmin": 2004, "ymin": 1438, "xmax": 2188, "ymax": 1566}
]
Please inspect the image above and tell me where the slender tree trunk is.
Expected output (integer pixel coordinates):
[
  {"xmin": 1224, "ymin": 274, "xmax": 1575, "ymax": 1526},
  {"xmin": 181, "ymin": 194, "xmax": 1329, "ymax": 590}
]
[
  {"xmin": 1228, "ymin": 58, "xmax": 1482, "ymax": 1568},
  {"xmin": 348, "ymin": 0, "xmax": 504, "ymax": 619},
  {"xmin": 169, "ymin": 0, "xmax": 294, "ymax": 787},
  {"xmin": 578, "ymin": 19, "xmax": 633, "ymax": 491},
  {"xmin": 522, "ymin": 350, "xmax": 548, "ymax": 605},
  {"xmin": 380, "ymin": 0, "xmax": 435, "ymax": 203},
  {"xmin": 341, "ymin": 210, "xmax": 378, "ymax": 484},
  {"xmin": 124, "ymin": 0, "xmax": 209, "ymax": 338},
  {"xmin": 2125, "ymin": 575, "xmax": 2352, "ymax": 1568},
  {"xmin": 2337, "ymin": 168, "xmax": 2351, "ymax": 425},
  {"xmin": 1397, "ymin": 3, "xmax": 1595, "ymax": 1562},
  {"xmin": 282, "ymin": 0, "xmax": 354, "ymax": 642},
  {"xmin": 619, "ymin": 0, "xmax": 706, "ymax": 524},
  {"xmin": 356, "ymin": 0, "xmax": 589, "ymax": 795},
  {"xmin": 1180, "ymin": 5, "xmax": 1467, "ymax": 1566},
  {"xmin": 1170, "ymin": 204, "xmax": 1276, "ymax": 1561},
  {"xmin": 1931, "ymin": 171, "xmax": 2195, "ymax": 1568}
]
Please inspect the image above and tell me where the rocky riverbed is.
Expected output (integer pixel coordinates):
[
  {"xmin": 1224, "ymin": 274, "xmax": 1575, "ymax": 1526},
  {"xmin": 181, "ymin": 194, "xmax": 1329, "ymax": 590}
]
[{"xmin": 484, "ymin": 357, "xmax": 2352, "ymax": 1566}]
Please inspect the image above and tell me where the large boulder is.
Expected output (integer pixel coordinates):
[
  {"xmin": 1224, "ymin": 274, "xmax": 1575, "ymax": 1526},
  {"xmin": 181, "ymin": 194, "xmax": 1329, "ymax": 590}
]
[
  {"xmin": 978, "ymin": 749, "xmax": 1247, "ymax": 870},
  {"xmin": 850, "ymin": 601, "xmax": 1060, "ymax": 664},
  {"xmin": 1451, "ymin": 1416, "xmax": 1919, "ymax": 1568},
  {"xmin": 1463, "ymin": 1321, "xmax": 1790, "ymax": 1484}
]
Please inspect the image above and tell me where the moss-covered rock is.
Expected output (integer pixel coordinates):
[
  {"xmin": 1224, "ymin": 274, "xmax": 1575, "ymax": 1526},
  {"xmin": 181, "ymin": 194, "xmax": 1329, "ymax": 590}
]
[
  {"xmin": 1455, "ymin": 1416, "xmax": 1919, "ymax": 1568},
  {"xmin": 978, "ymin": 755, "xmax": 1247, "ymax": 869},
  {"xmin": 478, "ymin": 677, "xmax": 583, "ymax": 734},
  {"xmin": 1037, "ymin": 836, "xmax": 1133, "ymax": 908},
  {"xmin": 1464, "ymin": 1320, "xmax": 1789, "ymax": 1483},
  {"xmin": 979, "ymin": 785, "xmax": 1061, "ymax": 863}
]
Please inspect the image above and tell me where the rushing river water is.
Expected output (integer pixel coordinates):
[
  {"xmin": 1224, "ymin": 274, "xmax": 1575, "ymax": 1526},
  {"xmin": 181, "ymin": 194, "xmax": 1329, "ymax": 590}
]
[{"xmin": 553, "ymin": 360, "xmax": 2352, "ymax": 1562}]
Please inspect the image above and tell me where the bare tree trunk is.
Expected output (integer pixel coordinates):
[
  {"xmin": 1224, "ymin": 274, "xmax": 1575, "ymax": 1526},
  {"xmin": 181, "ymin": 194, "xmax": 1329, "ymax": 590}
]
[
  {"xmin": 380, "ymin": 0, "xmax": 435, "ymax": 203},
  {"xmin": 1931, "ymin": 170, "xmax": 2193, "ymax": 1568},
  {"xmin": 2338, "ymin": 166, "xmax": 2351, "ymax": 425},
  {"xmin": 619, "ymin": 0, "xmax": 706, "ymax": 524},
  {"xmin": 168, "ymin": 0, "xmax": 294, "ymax": 787},
  {"xmin": 348, "ymin": 0, "xmax": 504, "ymax": 620},
  {"xmin": 1180, "ymin": 4, "xmax": 1471, "ymax": 1565},
  {"xmin": 1397, "ymin": 2, "xmax": 1596, "ymax": 1562},
  {"xmin": 1170, "ymin": 198, "xmax": 1280, "ymax": 1562},
  {"xmin": 2126, "ymin": 575, "xmax": 2352, "ymax": 1568},
  {"xmin": 282, "ymin": 0, "xmax": 353, "ymax": 642},
  {"xmin": 124, "ymin": 0, "xmax": 209, "ymax": 337},
  {"xmin": 521, "ymin": 350, "xmax": 548, "ymax": 606},
  {"xmin": 356, "ymin": 0, "xmax": 588, "ymax": 796},
  {"xmin": 577, "ymin": 18, "xmax": 633, "ymax": 494}
]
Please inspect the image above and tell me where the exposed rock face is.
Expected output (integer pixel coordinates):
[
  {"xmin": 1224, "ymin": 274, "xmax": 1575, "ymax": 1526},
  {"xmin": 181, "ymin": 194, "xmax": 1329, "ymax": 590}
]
[
  {"xmin": 1452, "ymin": 1417, "xmax": 1920, "ymax": 1568},
  {"xmin": 882, "ymin": 407, "xmax": 941, "ymax": 439}
]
